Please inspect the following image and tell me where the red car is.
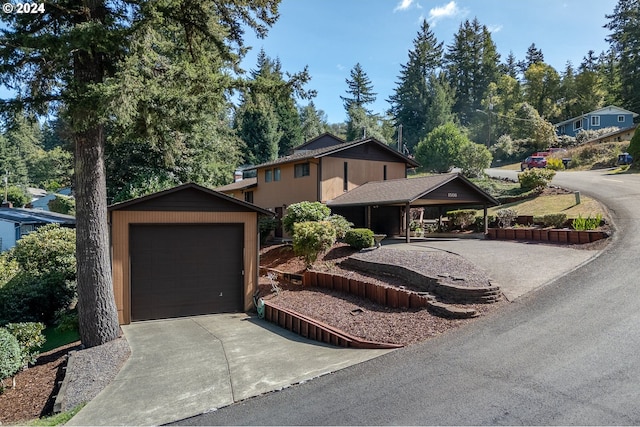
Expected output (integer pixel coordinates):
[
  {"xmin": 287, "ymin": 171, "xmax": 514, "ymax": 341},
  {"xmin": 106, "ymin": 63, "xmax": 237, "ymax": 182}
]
[{"xmin": 521, "ymin": 156, "xmax": 547, "ymax": 171}]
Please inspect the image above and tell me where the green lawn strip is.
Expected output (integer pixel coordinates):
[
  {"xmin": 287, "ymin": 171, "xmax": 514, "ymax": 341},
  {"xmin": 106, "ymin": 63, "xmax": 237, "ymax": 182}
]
[
  {"xmin": 28, "ymin": 403, "xmax": 85, "ymax": 426},
  {"xmin": 487, "ymin": 193, "xmax": 605, "ymax": 219},
  {"xmin": 40, "ymin": 326, "xmax": 80, "ymax": 353}
]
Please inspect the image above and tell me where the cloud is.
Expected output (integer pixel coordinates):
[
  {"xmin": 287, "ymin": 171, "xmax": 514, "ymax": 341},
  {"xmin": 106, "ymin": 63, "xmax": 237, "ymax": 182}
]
[
  {"xmin": 336, "ymin": 64, "xmax": 345, "ymax": 71},
  {"xmin": 394, "ymin": 0, "xmax": 414, "ymax": 12},
  {"xmin": 487, "ymin": 24, "xmax": 503, "ymax": 33},
  {"xmin": 428, "ymin": 1, "xmax": 462, "ymax": 25}
]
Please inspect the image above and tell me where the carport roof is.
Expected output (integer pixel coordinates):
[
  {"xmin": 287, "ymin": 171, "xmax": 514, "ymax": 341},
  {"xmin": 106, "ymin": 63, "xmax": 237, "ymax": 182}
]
[{"xmin": 326, "ymin": 173, "xmax": 500, "ymax": 207}]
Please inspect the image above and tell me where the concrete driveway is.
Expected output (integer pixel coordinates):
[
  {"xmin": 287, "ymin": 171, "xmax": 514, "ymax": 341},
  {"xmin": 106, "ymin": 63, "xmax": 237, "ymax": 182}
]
[{"xmin": 66, "ymin": 313, "xmax": 391, "ymax": 426}]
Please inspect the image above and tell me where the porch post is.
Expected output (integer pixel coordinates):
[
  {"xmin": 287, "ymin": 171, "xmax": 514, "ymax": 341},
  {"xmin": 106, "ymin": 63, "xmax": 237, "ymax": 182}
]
[
  {"xmin": 484, "ymin": 205, "xmax": 488, "ymax": 234},
  {"xmin": 366, "ymin": 205, "xmax": 371, "ymax": 229},
  {"xmin": 405, "ymin": 202, "xmax": 411, "ymax": 243}
]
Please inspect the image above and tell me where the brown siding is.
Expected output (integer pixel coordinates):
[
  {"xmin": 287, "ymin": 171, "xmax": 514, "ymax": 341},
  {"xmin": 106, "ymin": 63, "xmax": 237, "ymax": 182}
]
[
  {"xmin": 327, "ymin": 143, "xmax": 407, "ymax": 162},
  {"xmin": 253, "ymin": 161, "xmax": 319, "ymax": 209},
  {"xmin": 117, "ymin": 187, "xmax": 257, "ymax": 212},
  {"xmin": 420, "ymin": 180, "xmax": 488, "ymax": 203},
  {"xmin": 111, "ymin": 211, "xmax": 258, "ymax": 325},
  {"xmin": 321, "ymin": 157, "xmax": 405, "ymax": 201}
]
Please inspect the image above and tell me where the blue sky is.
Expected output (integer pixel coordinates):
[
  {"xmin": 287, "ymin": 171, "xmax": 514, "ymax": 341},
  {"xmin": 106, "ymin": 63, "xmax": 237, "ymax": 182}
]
[{"xmin": 241, "ymin": 0, "xmax": 617, "ymax": 123}]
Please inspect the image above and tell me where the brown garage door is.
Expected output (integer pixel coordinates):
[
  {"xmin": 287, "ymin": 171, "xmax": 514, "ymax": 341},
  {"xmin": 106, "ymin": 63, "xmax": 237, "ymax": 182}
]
[{"xmin": 130, "ymin": 224, "xmax": 243, "ymax": 321}]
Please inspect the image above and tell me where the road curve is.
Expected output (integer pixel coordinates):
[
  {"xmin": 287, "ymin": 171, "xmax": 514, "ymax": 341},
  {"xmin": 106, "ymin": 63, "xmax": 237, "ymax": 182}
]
[{"xmin": 178, "ymin": 169, "xmax": 640, "ymax": 425}]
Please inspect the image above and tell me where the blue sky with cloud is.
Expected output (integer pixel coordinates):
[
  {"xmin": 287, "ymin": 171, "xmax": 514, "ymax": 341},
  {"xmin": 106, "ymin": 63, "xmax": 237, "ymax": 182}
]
[{"xmin": 240, "ymin": 0, "xmax": 616, "ymax": 123}]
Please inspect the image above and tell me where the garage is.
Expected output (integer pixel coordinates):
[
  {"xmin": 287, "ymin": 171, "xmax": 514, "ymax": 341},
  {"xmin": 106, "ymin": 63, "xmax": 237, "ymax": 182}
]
[{"xmin": 108, "ymin": 183, "xmax": 272, "ymax": 324}]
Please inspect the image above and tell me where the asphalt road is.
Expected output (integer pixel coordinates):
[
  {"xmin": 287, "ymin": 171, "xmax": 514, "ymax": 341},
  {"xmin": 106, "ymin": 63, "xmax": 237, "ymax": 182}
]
[{"xmin": 177, "ymin": 169, "xmax": 640, "ymax": 425}]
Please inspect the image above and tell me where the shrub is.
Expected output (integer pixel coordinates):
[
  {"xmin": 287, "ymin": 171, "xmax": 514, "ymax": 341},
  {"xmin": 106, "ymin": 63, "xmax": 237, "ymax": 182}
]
[
  {"xmin": 546, "ymin": 157, "xmax": 565, "ymax": 171},
  {"xmin": 0, "ymin": 254, "xmax": 19, "ymax": 288},
  {"xmin": 628, "ymin": 128, "xmax": 640, "ymax": 169},
  {"xmin": 10, "ymin": 224, "xmax": 76, "ymax": 278},
  {"xmin": 496, "ymin": 208, "xmax": 518, "ymax": 228},
  {"xmin": 447, "ymin": 210, "xmax": 477, "ymax": 230},
  {"xmin": 474, "ymin": 215, "xmax": 495, "ymax": 231},
  {"xmin": 518, "ymin": 168, "xmax": 556, "ymax": 191},
  {"xmin": 47, "ymin": 194, "xmax": 76, "ymax": 216},
  {"xmin": 0, "ymin": 328, "xmax": 22, "ymax": 388},
  {"xmin": 4, "ymin": 322, "xmax": 46, "ymax": 366},
  {"xmin": 5, "ymin": 186, "xmax": 29, "ymax": 208},
  {"xmin": 344, "ymin": 228, "xmax": 374, "ymax": 250},
  {"xmin": 572, "ymin": 214, "xmax": 602, "ymax": 231},
  {"xmin": 258, "ymin": 216, "xmax": 279, "ymax": 244},
  {"xmin": 540, "ymin": 213, "xmax": 568, "ymax": 228},
  {"xmin": 282, "ymin": 202, "xmax": 330, "ymax": 234},
  {"xmin": 457, "ymin": 142, "xmax": 493, "ymax": 178},
  {"xmin": 326, "ymin": 214, "xmax": 353, "ymax": 240},
  {"xmin": 292, "ymin": 221, "xmax": 336, "ymax": 267}
]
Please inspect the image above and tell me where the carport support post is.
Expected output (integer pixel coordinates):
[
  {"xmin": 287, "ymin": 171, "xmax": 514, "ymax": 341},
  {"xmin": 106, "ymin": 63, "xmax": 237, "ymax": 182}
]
[
  {"xmin": 405, "ymin": 202, "xmax": 411, "ymax": 243},
  {"xmin": 483, "ymin": 205, "xmax": 488, "ymax": 234}
]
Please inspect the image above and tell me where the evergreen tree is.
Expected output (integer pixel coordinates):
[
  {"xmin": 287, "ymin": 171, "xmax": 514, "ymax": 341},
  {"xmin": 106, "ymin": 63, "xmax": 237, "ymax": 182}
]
[
  {"xmin": 523, "ymin": 62, "xmax": 561, "ymax": 120},
  {"xmin": 519, "ymin": 43, "xmax": 545, "ymax": 74},
  {"xmin": 341, "ymin": 63, "xmax": 377, "ymax": 114},
  {"xmin": 0, "ymin": 0, "xmax": 283, "ymax": 348},
  {"xmin": 345, "ymin": 105, "xmax": 387, "ymax": 143},
  {"xmin": 605, "ymin": 0, "xmax": 640, "ymax": 113},
  {"xmin": 235, "ymin": 92, "xmax": 282, "ymax": 164},
  {"xmin": 388, "ymin": 19, "xmax": 444, "ymax": 152},
  {"xmin": 299, "ymin": 102, "xmax": 329, "ymax": 142},
  {"xmin": 445, "ymin": 18, "xmax": 500, "ymax": 126},
  {"xmin": 558, "ymin": 62, "xmax": 577, "ymax": 120},
  {"xmin": 501, "ymin": 51, "xmax": 520, "ymax": 80}
]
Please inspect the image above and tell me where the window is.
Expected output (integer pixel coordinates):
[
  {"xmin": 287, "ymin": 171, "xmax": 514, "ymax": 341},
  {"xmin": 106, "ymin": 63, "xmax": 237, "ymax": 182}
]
[
  {"xmin": 294, "ymin": 162, "xmax": 310, "ymax": 178},
  {"xmin": 618, "ymin": 115, "xmax": 625, "ymax": 123},
  {"xmin": 265, "ymin": 169, "xmax": 272, "ymax": 183},
  {"xmin": 383, "ymin": 165, "xmax": 387, "ymax": 181},
  {"xmin": 244, "ymin": 191, "xmax": 253, "ymax": 203},
  {"xmin": 343, "ymin": 162, "xmax": 348, "ymax": 192},
  {"xmin": 591, "ymin": 116, "xmax": 600, "ymax": 127},
  {"xmin": 573, "ymin": 119, "xmax": 582, "ymax": 131},
  {"xmin": 274, "ymin": 167, "xmax": 281, "ymax": 181}
]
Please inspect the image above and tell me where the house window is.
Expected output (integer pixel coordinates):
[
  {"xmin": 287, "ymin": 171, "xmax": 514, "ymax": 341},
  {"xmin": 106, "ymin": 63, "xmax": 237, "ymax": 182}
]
[
  {"xmin": 244, "ymin": 191, "xmax": 253, "ymax": 203},
  {"xmin": 265, "ymin": 169, "xmax": 273, "ymax": 183},
  {"xmin": 618, "ymin": 115, "xmax": 625, "ymax": 123},
  {"xmin": 591, "ymin": 116, "xmax": 600, "ymax": 127},
  {"xmin": 574, "ymin": 119, "xmax": 582, "ymax": 131},
  {"xmin": 294, "ymin": 162, "xmax": 310, "ymax": 178},
  {"xmin": 274, "ymin": 167, "xmax": 281, "ymax": 181},
  {"xmin": 383, "ymin": 165, "xmax": 387, "ymax": 181},
  {"xmin": 343, "ymin": 162, "xmax": 348, "ymax": 192}
]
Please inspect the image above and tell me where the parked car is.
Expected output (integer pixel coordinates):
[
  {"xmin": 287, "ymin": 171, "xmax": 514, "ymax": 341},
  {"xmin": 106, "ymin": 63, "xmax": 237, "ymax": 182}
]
[
  {"xmin": 618, "ymin": 152, "xmax": 633, "ymax": 165},
  {"xmin": 521, "ymin": 156, "xmax": 547, "ymax": 171}
]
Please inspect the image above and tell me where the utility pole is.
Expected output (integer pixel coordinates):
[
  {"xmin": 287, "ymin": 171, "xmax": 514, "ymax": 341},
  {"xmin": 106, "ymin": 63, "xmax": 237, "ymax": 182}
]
[{"xmin": 3, "ymin": 170, "xmax": 8, "ymax": 204}]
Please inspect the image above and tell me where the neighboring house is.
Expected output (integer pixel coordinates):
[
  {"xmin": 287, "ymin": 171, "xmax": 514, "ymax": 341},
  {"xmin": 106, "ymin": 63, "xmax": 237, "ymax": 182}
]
[
  {"xmin": 217, "ymin": 133, "xmax": 499, "ymax": 241},
  {"xmin": 30, "ymin": 188, "xmax": 74, "ymax": 211},
  {"xmin": 0, "ymin": 208, "xmax": 76, "ymax": 252},
  {"xmin": 555, "ymin": 105, "xmax": 638, "ymax": 137}
]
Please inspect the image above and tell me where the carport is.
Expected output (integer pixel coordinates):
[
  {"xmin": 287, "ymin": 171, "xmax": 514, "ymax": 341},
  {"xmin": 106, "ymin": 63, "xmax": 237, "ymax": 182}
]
[
  {"xmin": 327, "ymin": 173, "xmax": 500, "ymax": 243},
  {"xmin": 108, "ymin": 183, "xmax": 272, "ymax": 324}
]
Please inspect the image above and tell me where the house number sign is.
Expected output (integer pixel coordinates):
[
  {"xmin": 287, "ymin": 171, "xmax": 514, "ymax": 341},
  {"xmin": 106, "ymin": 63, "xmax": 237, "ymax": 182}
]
[{"xmin": 447, "ymin": 192, "xmax": 458, "ymax": 198}]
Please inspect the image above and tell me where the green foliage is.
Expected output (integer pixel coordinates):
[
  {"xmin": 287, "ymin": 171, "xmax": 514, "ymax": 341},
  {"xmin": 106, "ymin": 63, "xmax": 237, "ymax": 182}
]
[
  {"xmin": 447, "ymin": 210, "xmax": 477, "ymax": 230},
  {"xmin": 5, "ymin": 186, "xmax": 29, "ymax": 207},
  {"xmin": 457, "ymin": 142, "xmax": 493, "ymax": 178},
  {"xmin": 48, "ymin": 195, "xmax": 76, "ymax": 216},
  {"xmin": 299, "ymin": 102, "xmax": 330, "ymax": 142},
  {"xmin": 545, "ymin": 157, "xmax": 565, "ymax": 171},
  {"xmin": 518, "ymin": 168, "xmax": 556, "ymax": 191},
  {"xmin": 0, "ymin": 328, "xmax": 22, "ymax": 386},
  {"xmin": 26, "ymin": 147, "xmax": 73, "ymax": 189},
  {"xmin": 344, "ymin": 228, "xmax": 375, "ymax": 250},
  {"xmin": 571, "ymin": 214, "xmax": 602, "ymax": 231},
  {"xmin": 0, "ymin": 254, "xmax": 19, "ymax": 288},
  {"xmin": 539, "ymin": 213, "xmax": 568, "ymax": 228},
  {"xmin": 282, "ymin": 202, "xmax": 331, "ymax": 234},
  {"xmin": 11, "ymin": 224, "xmax": 76, "ymax": 277},
  {"xmin": 341, "ymin": 63, "xmax": 377, "ymax": 114},
  {"xmin": 326, "ymin": 214, "xmax": 353, "ymax": 240},
  {"xmin": 28, "ymin": 403, "xmax": 86, "ymax": 426},
  {"xmin": 4, "ymin": 322, "xmax": 45, "ymax": 366},
  {"xmin": 292, "ymin": 221, "xmax": 336, "ymax": 267},
  {"xmin": 415, "ymin": 123, "xmax": 470, "ymax": 173},
  {"xmin": 627, "ymin": 129, "xmax": 640, "ymax": 169},
  {"xmin": 496, "ymin": 208, "xmax": 518, "ymax": 228},
  {"xmin": 474, "ymin": 215, "xmax": 495, "ymax": 231},
  {"xmin": 258, "ymin": 216, "xmax": 279, "ymax": 244}
]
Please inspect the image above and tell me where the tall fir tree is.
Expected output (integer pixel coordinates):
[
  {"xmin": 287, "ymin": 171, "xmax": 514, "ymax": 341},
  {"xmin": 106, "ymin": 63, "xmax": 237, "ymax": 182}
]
[
  {"xmin": 299, "ymin": 102, "xmax": 329, "ymax": 142},
  {"xmin": 605, "ymin": 0, "xmax": 640, "ymax": 113},
  {"xmin": 341, "ymin": 63, "xmax": 377, "ymax": 114},
  {"xmin": 0, "ymin": 0, "xmax": 283, "ymax": 347},
  {"xmin": 388, "ymin": 19, "xmax": 444, "ymax": 152}
]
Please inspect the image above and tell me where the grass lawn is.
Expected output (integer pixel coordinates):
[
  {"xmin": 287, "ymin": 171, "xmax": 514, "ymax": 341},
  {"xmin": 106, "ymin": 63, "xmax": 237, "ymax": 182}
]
[
  {"xmin": 487, "ymin": 193, "xmax": 605, "ymax": 219},
  {"xmin": 41, "ymin": 326, "xmax": 80, "ymax": 353}
]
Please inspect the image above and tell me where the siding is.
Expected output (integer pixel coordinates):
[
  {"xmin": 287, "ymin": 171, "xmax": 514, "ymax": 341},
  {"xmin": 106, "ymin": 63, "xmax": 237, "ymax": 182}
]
[
  {"xmin": 111, "ymin": 211, "xmax": 258, "ymax": 325},
  {"xmin": 253, "ymin": 161, "xmax": 319, "ymax": 209}
]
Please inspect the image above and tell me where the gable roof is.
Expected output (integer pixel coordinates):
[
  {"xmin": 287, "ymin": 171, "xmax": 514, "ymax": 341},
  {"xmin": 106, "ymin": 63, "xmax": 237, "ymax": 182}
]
[
  {"xmin": 0, "ymin": 208, "xmax": 76, "ymax": 225},
  {"xmin": 292, "ymin": 133, "xmax": 347, "ymax": 151},
  {"xmin": 326, "ymin": 173, "xmax": 499, "ymax": 207},
  {"xmin": 108, "ymin": 182, "xmax": 272, "ymax": 215},
  {"xmin": 554, "ymin": 105, "xmax": 639, "ymax": 127},
  {"xmin": 247, "ymin": 137, "xmax": 419, "ymax": 170}
]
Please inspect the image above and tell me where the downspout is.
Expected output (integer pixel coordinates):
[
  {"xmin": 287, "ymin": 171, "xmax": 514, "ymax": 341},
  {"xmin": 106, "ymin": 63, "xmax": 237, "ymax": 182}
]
[{"xmin": 405, "ymin": 202, "xmax": 411, "ymax": 243}]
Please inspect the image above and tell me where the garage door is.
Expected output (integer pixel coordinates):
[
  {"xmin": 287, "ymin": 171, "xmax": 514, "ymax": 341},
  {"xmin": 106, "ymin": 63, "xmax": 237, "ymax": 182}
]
[{"xmin": 130, "ymin": 224, "xmax": 243, "ymax": 321}]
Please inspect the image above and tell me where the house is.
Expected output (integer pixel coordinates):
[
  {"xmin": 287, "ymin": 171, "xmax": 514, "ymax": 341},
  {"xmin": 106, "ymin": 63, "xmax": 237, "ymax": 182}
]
[
  {"xmin": 217, "ymin": 133, "xmax": 499, "ymax": 241},
  {"xmin": 29, "ymin": 188, "xmax": 74, "ymax": 211},
  {"xmin": 555, "ymin": 105, "xmax": 638, "ymax": 137},
  {"xmin": 0, "ymin": 207, "xmax": 76, "ymax": 252},
  {"xmin": 108, "ymin": 183, "xmax": 272, "ymax": 324}
]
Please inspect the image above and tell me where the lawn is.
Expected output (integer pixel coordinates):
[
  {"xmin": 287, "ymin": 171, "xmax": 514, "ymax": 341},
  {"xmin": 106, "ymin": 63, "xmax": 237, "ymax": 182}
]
[
  {"xmin": 488, "ymin": 192, "xmax": 605, "ymax": 219},
  {"xmin": 41, "ymin": 326, "xmax": 80, "ymax": 353}
]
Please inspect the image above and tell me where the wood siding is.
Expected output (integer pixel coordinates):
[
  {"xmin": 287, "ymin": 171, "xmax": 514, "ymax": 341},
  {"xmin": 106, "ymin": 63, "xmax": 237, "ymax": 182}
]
[
  {"xmin": 419, "ymin": 180, "xmax": 489, "ymax": 204},
  {"xmin": 111, "ymin": 211, "xmax": 258, "ymax": 325},
  {"xmin": 321, "ymin": 157, "xmax": 405, "ymax": 202},
  {"xmin": 253, "ymin": 161, "xmax": 319, "ymax": 209}
]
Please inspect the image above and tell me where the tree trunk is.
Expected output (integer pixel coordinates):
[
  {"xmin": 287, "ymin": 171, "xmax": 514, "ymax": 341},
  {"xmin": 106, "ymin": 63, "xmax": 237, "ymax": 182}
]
[{"xmin": 75, "ymin": 124, "xmax": 121, "ymax": 348}]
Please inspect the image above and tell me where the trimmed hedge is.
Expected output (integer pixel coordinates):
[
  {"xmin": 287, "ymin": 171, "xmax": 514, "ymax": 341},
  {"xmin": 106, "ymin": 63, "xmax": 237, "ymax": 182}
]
[
  {"xmin": 345, "ymin": 228, "xmax": 374, "ymax": 250},
  {"xmin": 293, "ymin": 221, "xmax": 336, "ymax": 266},
  {"xmin": 0, "ymin": 328, "xmax": 22, "ymax": 386}
]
